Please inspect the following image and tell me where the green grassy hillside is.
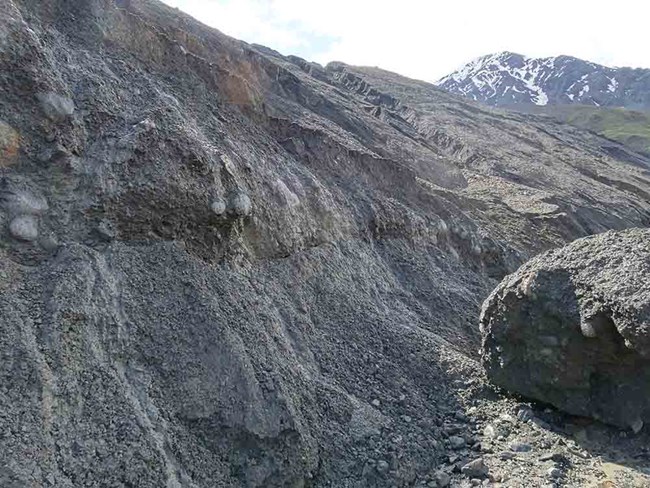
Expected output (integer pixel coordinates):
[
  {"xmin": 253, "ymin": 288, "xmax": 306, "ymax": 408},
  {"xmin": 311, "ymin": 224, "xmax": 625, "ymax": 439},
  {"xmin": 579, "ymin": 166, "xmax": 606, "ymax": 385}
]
[{"xmin": 539, "ymin": 106, "xmax": 650, "ymax": 156}]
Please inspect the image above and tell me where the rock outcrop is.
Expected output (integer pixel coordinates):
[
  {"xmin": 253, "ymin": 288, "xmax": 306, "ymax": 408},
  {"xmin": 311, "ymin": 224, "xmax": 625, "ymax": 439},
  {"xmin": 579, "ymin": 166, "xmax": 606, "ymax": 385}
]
[
  {"xmin": 481, "ymin": 228, "xmax": 650, "ymax": 431},
  {"xmin": 2, "ymin": 0, "xmax": 650, "ymax": 486}
]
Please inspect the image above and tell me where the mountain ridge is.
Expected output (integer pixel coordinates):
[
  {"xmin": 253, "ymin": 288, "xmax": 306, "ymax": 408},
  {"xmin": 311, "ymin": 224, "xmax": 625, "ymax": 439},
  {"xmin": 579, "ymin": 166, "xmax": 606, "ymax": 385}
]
[{"xmin": 436, "ymin": 51, "xmax": 650, "ymax": 110}]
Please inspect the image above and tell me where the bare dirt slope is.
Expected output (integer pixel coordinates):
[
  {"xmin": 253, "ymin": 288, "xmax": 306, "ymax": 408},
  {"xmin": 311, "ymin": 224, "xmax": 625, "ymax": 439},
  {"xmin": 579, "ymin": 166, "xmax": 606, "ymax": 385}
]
[{"xmin": 1, "ymin": 1, "xmax": 650, "ymax": 486}]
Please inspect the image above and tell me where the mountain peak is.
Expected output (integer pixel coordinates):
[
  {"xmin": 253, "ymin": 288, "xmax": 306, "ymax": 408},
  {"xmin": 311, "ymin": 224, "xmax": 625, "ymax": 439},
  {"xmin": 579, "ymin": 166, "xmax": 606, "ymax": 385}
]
[
  {"xmin": 436, "ymin": 52, "xmax": 650, "ymax": 110},
  {"xmin": 436, "ymin": 51, "xmax": 560, "ymax": 106}
]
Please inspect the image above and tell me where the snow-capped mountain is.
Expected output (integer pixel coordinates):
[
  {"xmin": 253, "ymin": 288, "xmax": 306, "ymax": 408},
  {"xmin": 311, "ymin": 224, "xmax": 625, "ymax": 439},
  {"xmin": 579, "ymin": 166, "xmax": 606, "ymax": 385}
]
[{"xmin": 436, "ymin": 52, "xmax": 650, "ymax": 110}]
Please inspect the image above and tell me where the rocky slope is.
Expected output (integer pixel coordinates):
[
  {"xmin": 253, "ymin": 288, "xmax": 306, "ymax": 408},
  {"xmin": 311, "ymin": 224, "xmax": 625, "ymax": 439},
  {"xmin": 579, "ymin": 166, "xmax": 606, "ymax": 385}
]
[
  {"xmin": 437, "ymin": 52, "xmax": 650, "ymax": 110},
  {"xmin": 1, "ymin": 0, "xmax": 650, "ymax": 486}
]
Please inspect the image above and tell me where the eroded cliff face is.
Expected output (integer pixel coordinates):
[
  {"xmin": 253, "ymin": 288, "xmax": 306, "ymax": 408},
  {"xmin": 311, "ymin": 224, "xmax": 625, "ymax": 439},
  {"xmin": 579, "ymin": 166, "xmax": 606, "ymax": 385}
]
[{"xmin": 2, "ymin": 1, "xmax": 650, "ymax": 486}]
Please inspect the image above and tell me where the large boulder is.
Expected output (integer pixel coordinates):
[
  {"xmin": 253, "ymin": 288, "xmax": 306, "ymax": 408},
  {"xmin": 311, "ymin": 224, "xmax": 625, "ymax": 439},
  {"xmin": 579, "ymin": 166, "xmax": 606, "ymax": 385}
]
[{"xmin": 480, "ymin": 228, "xmax": 650, "ymax": 432}]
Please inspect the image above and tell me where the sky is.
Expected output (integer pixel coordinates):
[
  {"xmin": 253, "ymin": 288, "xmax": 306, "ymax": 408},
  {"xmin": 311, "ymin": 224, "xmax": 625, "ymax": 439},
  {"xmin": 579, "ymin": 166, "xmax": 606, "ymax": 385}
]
[{"xmin": 161, "ymin": 0, "xmax": 650, "ymax": 83}]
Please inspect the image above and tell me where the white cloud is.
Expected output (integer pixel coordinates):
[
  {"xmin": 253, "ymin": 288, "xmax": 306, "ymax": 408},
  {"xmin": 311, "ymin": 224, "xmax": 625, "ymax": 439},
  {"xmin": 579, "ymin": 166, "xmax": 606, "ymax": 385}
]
[{"xmin": 161, "ymin": 0, "xmax": 650, "ymax": 82}]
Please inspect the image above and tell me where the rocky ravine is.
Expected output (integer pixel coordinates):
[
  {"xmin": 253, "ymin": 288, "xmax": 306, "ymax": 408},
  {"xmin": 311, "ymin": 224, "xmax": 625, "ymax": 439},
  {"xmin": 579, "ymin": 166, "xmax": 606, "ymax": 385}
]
[{"xmin": 1, "ymin": 0, "xmax": 650, "ymax": 487}]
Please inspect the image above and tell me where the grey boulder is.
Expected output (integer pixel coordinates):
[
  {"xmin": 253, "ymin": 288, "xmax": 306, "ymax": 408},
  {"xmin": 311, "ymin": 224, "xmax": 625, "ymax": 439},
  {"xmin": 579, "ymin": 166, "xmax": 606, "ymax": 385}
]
[
  {"xmin": 228, "ymin": 191, "xmax": 252, "ymax": 217},
  {"xmin": 36, "ymin": 92, "xmax": 75, "ymax": 121},
  {"xmin": 9, "ymin": 214, "xmax": 38, "ymax": 241},
  {"xmin": 460, "ymin": 458, "xmax": 489, "ymax": 478},
  {"xmin": 480, "ymin": 228, "xmax": 650, "ymax": 431}
]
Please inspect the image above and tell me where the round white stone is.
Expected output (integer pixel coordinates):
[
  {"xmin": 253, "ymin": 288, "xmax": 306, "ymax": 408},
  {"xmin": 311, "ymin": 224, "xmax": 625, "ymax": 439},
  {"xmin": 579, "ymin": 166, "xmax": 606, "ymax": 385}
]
[{"xmin": 9, "ymin": 215, "xmax": 38, "ymax": 241}]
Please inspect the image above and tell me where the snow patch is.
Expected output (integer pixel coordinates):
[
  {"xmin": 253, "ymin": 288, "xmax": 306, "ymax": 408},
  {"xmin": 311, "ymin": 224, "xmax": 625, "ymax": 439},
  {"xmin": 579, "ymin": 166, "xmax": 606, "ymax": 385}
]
[{"xmin": 608, "ymin": 77, "xmax": 618, "ymax": 92}]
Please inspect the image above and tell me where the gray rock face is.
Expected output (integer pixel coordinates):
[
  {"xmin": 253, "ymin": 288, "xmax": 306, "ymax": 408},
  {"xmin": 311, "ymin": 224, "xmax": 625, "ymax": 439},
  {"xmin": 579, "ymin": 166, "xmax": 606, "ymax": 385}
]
[
  {"xmin": 480, "ymin": 229, "xmax": 650, "ymax": 430},
  {"xmin": 1, "ymin": 0, "xmax": 650, "ymax": 486},
  {"xmin": 437, "ymin": 51, "xmax": 650, "ymax": 110}
]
